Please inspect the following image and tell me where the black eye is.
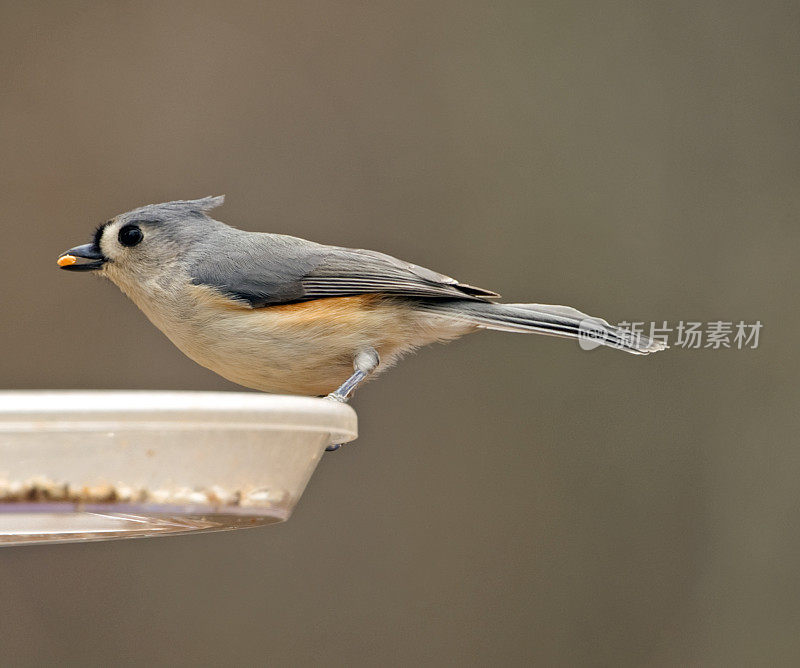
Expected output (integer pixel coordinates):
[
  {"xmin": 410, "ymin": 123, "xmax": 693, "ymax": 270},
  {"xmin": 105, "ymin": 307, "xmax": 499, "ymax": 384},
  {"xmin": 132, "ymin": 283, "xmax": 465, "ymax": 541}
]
[{"xmin": 118, "ymin": 225, "xmax": 143, "ymax": 247}]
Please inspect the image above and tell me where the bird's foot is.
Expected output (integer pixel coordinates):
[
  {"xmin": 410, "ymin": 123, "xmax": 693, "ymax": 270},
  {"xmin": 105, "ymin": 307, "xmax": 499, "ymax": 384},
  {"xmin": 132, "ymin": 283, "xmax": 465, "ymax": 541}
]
[{"xmin": 324, "ymin": 393, "xmax": 347, "ymax": 451}]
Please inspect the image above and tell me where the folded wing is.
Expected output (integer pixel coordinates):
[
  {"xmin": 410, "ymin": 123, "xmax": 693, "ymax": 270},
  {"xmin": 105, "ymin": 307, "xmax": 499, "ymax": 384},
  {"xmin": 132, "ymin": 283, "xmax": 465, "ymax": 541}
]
[{"xmin": 190, "ymin": 233, "xmax": 498, "ymax": 307}]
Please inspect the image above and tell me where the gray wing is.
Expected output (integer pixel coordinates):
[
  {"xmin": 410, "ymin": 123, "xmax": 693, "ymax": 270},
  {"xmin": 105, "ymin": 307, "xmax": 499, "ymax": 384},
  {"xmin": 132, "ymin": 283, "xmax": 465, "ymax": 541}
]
[{"xmin": 189, "ymin": 232, "xmax": 499, "ymax": 308}]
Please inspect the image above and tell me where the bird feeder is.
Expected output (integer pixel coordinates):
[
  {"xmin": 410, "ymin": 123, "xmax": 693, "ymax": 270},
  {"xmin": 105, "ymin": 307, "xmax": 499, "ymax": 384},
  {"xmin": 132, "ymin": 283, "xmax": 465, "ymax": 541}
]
[{"xmin": 0, "ymin": 391, "xmax": 356, "ymax": 545}]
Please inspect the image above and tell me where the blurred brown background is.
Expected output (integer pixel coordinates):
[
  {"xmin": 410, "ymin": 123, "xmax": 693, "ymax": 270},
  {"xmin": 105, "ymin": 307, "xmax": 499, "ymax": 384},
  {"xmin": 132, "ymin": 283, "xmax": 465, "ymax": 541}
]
[{"xmin": 1, "ymin": 1, "xmax": 798, "ymax": 665}]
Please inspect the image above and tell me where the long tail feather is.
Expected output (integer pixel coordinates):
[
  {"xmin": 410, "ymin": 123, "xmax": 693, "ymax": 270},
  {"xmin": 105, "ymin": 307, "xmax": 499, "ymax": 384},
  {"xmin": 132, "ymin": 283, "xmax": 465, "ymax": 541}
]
[{"xmin": 420, "ymin": 300, "xmax": 666, "ymax": 355}]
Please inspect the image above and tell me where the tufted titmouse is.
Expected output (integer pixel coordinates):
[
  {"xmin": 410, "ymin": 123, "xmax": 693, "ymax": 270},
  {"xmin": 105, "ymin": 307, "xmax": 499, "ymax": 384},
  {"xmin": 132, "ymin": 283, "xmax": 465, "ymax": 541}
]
[{"xmin": 58, "ymin": 196, "xmax": 664, "ymax": 411}]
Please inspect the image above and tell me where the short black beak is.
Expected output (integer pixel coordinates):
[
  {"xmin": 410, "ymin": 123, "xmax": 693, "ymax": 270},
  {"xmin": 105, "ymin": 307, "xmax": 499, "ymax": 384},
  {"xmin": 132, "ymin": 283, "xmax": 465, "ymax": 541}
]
[{"xmin": 57, "ymin": 243, "xmax": 106, "ymax": 271}]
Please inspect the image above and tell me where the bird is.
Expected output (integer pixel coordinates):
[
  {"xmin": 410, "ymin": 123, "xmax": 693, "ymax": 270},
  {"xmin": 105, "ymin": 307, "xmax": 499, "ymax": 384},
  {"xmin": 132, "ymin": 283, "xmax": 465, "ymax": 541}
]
[{"xmin": 57, "ymin": 196, "xmax": 665, "ymax": 437}]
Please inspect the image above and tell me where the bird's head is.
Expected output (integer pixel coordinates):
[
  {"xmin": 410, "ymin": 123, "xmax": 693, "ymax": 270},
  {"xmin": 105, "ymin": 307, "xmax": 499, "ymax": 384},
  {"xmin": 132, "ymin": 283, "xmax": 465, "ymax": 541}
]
[{"xmin": 57, "ymin": 196, "xmax": 226, "ymax": 282}]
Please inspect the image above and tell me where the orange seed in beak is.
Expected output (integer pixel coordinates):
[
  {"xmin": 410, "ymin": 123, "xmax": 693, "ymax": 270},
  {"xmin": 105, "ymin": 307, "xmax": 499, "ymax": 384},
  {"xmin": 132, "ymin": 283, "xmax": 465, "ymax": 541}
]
[{"xmin": 57, "ymin": 255, "xmax": 77, "ymax": 267}]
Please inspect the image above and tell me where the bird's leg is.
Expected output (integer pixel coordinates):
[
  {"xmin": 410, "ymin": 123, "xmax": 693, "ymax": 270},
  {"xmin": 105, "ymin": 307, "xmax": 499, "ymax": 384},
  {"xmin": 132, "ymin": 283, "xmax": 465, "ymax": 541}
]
[
  {"xmin": 327, "ymin": 348, "xmax": 380, "ymax": 403},
  {"xmin": 325, "ymin": 348, "xmax": 379, "ymax": 451}
]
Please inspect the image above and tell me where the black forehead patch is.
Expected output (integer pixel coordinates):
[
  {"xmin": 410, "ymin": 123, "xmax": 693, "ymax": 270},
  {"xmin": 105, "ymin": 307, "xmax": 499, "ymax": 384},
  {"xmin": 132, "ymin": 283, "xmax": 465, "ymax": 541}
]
[{"xmin": 93, "ymin": 221, "xmax": 110, "ymax": 249}]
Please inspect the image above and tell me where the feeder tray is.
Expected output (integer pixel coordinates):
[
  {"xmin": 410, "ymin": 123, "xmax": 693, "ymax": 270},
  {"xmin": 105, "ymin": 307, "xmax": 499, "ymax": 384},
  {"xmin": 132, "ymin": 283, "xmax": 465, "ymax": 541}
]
[{"xmin": 0, "ymin": 391, "xmax": 357, "ymax": 545}]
